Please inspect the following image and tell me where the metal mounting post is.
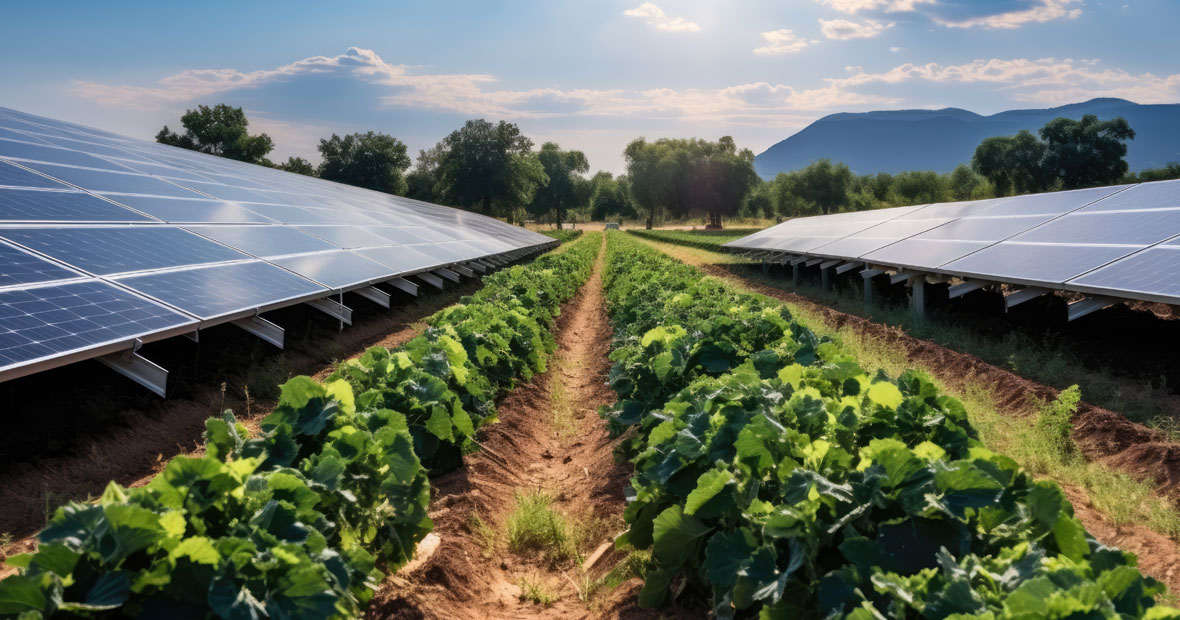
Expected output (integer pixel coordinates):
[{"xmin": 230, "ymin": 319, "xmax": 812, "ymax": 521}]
[
  {"xmin": 417, "ymin": 271, "xmax": 445, "ymax": 289},
  {"xmin": 804, "ymin": 257, "xmax": 824, "ymax": 267},
  {"xmin": 306, "ymin": 297, "xmax": 353, "ymax": 325},
  {"xmin": 792, "ymin": 262, "xmax": 801, "ymax": 285},
  {"xmin": 1004, "ymin": 287, "xmax": 1049, "ymax": 310},
  {"xmin": 468, "ymin": 261, "xmax": 489, "ymax": 273},
  {"xmin": 452, "ymin": 264, "xmax": 475, "ymax": 277},
  {"xmin": 354, "ymin": 286, "xmax": 391, "ymax": 309},
  {"xmin": 821, "ymin": 267, "xmax": 831, "ymax": 291},
  {"xmin": 98, "ymin": 340, "xmax": 168, "ymax": 397},
  {"xmin": 890, "ymin": 270, "xmax": 921, "ymax": 285},
  {"xmin": 819, "ymin": 259, "xmax": 842, "ymax": 270},
  {"xmin": 434, "ymin": 268, "xmax": 461, "ymax": 283},
  {"xmin": 909, "ymin": 276, "xmax": 926, "ymax": 320},
  {"xmin": 1067, "ymin": 296, "xmax": 1116, "ymax": 321},
  {"xmin": 835, "ymin": 261, "xmax": 860, "ymax": 275},
  {"xmin": 232, "ymin": 314, "xmax": 285, "ymax": 348},
  {"xmin": 948, "ymin": 280, "xmax": 986, "ymax": 300},
  {"xmin": 388, "ymin": 277, "xmax": 419, "ymax": 296}
]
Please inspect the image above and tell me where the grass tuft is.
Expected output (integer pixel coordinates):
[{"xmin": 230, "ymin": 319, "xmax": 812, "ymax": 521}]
[
  {"xmin": 517, "ymin": 574, "xmax": 559, "ymax": 605},
  {"xmin": 507, "ymin": 491, "xmax": 577, "ymax": 563}
]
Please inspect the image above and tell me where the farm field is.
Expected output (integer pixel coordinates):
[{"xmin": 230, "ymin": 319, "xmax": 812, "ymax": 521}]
[{"xmin": 2, "ymin": 230, "xmax": 1179, "ymax": 619}]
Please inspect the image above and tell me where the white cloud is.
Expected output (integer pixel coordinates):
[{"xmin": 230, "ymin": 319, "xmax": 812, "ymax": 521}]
[
  {"xmin": 890, "ymin": 46, "xmax": 902, "ymax": 52},
  {"xmin": 826, "ymin": 57, "xmax": 1180, "ymax": 104},
  {"xmin": 753, "ymin": 29, "xmax": 814, "ymax": 55},
  {"xmin": 623, "ymin": 3, "xmax": 700, "ymax": 32},
  {"xmin": 820, "ymin": 18, "xmax": 892, "ymax": 39},
  {"xmin": 816, "ymin": 0, "xmax": 1081, "ymax": 29}
]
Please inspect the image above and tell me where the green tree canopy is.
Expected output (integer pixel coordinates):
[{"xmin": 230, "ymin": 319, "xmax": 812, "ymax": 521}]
[
  {"xmin": 792, "ymin": 159, "xmax": 853, "ymax": 216},
  {"xmin": 1039, "ymin": 114, "xmax": 1135, "ymax": 189},
  {"xmin": 405, "ymin": 145, "xmax": 445, "ymax": 202},
  {"xmin": 435, "ymin": 119, "xmax": 545, "ymax": 222},
  {"xmin": 624, "ymin": 136, "xmax": 757, "ymax": 228},
  {"xmin": 155, "ymin": 104, "xmax": 273, "ymax": 165},
  {"xmin": 528, "ymin": 142, "xmax": 590, "ymax": 229},
  {"xmin": 276, "ymin": 156, "xmax": 316, "ymax": 177},
  {"xmin": 589, "ymin": 172, "xmax": 638, "ymax": 222},
  {"xmin": 316, "ymin": 131, "xmax": 411, "ymax": 195}
]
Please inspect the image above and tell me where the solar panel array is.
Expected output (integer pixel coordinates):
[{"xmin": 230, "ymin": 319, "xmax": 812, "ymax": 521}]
[
  {"xmin": 0, "ymin": 106, "xmax": 555, "ymax": 381},
  {"xmin": 726, "ymin": 179, "xmax": 1180, "ymax": 306}
]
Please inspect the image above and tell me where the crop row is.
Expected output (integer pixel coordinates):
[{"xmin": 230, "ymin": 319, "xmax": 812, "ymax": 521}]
[
  {"xmin": 601, "ymin": 231, "xmax": 1174, "ymax": 619},
  {"xmin": 540, "ymin": 228, "xmax": 584, "ymax": 243},
  {"xmin": 625, "ymin": 228, "xmax": 756, "ymax": 252},
  {"xmin": 0, "ymin": 232, "xmax": 601, "ymax": 619}
]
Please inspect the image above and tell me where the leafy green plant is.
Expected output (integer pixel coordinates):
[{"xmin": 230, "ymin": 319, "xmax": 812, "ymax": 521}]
[{"xmin": 600, "ymin": 232, "xmax": 1178, "ymax": 619}]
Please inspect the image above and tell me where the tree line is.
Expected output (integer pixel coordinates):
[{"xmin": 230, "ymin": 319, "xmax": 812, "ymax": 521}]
[{"xmin": 157, "ymin": 104, "xmax": 1180, "ymax": 228}]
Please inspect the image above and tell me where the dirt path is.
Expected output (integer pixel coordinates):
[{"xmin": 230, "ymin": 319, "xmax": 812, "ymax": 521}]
[
  {"xmin": 369, "ymin": 239, "xmax": 678, "ymax": 620},
  {"xmin": 0, "ymin": 280, "xmax": 482, "ymax": 567},
  {"xmin": 638, "ymin": 238, "xmax": 1180, "ymax": 593}
]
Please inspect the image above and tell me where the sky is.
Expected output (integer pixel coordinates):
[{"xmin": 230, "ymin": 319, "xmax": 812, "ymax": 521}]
[{"xmin": 1, "ymin": 1, "xmax": 1178, "ymax": 174}]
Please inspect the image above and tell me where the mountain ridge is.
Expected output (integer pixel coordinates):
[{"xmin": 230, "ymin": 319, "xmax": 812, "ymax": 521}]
[{"xmin": 754, "ymin": 98, "xmax": 1180, "ymax": 178}]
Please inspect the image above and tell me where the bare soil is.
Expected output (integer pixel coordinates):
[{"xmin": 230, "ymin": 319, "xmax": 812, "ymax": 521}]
[
  {"xmin": 643, "ymin": 239, "xmax": 1180, "ymax": 593},
  {"xmin": 368, "ymin": 239, "xmax": 687, "ymax": 620},
  {"xmin": 0, "ymin": 280, "xmax": 483, "ymax": 563}
]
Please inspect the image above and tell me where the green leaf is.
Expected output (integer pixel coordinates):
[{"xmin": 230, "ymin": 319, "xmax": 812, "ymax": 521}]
[
  {"xmin": 101, "ymin": 504, "xmax": 165, "ymax": 564},
  {"xmin": 705, "ymin": 529, "xmax": 756, "ymax": 590},
  {"xmin": 169, "ymin": 536, "xmax": 221, "ymax": 565},
  {"xmin": 425, "ymin": 404, "xmax": 454, "ymax": 442},
  {"xmin": 208, "ymin": 577, "xmax": 267, "ymax": 620},
  {"xmin": 1051, "ymin": 515, "xmax": 1089, "ymax": 562},
  {"xmin": 685, "ymin": 469, "xmax": 733, "ymax": 516},
  {"xmin": 866, "ymin": 382, "xmax": 903, "ymax": 409},
  {"xmin": 651, "ymin": 505, "xmax": 712, "ymax": 570},
  {"xmin": 0, "ymin": 574, "xmax": 52, "ymax": 615}
]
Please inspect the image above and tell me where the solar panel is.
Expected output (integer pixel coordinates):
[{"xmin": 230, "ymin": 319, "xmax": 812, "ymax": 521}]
[
  {"xmin": 114, "ymin": 261, "xmax": 328, "ymax": 321},
  {"xmin": 862, "ymin": 186, "xmax": 1127, "ymax": 270},
  {"xmin": 0, "ymin": 105, "xmax": 555, "ymax": 382},
  {"xmin": 0, "ymin": 241, "xmax": 81, "ymax": 287},
  {"xmin": 270, "ymin": 251, "xmax": 396, "ymax": 290},
  {"xmin": 0, "ymin": 188, "xmax": 151, "ymax": 222},
  {"xmin": 0, "ymin": 226, "xmax": 249, "ymax": 276},
  {"xmin": 0, "ymin": 279, "xmax": 194, "ymax": 371},
  {"xmin": 1068, "ymin": 238, "xmax": 1180, "ymax": 302}
]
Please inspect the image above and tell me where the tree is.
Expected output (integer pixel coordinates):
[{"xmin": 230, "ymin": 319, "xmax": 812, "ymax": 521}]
[
  {"xmin": 1039, "ymin": 114, "xmax": 1135, "ymax": 189},
  {"xmin": 435, "ymin": 119, "xmax": 545, "ymax": 222},
  {"xmin": 405, "ymin": 145, "xmax": 445, "ymax": 202},
  {"xmin": 948, "ymin": 164, "xmax": 985, "ymax": 200},
  {"xmin": 792, "ymin": 159, "xmax": 852, "ymax": 215},
  {"xmin": 686, "ymin": 136, "xmax": 759, "ymax": 228},
  {"xmin": 589, "ymin": 172, "xmax": 638, "ymax": 222},
  {"xmin": 972, "ymin": 129, "xmax": 1049, "ymax": 196},
  {"xmin": 891, "ymin": 170, "xmax": 948, "ymax": 205},
  {"xmin": 277, "ymin": 156, "xmax": 316, "ymax": 176},
  {"xmin": 155, "ymin": 104, "xmax": 273, "ymax": 165},
  {"xmin": 624, "ymin": 136, "xmax": 757, "ymax": 229},
  {"xmin": 528, "ymin": 142, "xmax": 590, "ymax": 229},
  {"xmin": 316, "ymin": 131, "xmax": 411, "ymax": 195},
  {"xmin": 1134, "ymin": 162, "xmax": 1180, "ymax": 183}
]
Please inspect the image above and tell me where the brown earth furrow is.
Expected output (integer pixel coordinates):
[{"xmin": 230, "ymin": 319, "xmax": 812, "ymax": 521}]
[{"xmin": 369, "ymin": 238, "xmax": 683, "ymax": 620}]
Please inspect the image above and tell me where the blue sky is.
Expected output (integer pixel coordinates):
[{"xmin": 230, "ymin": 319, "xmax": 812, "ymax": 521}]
[{"xmin": 1, "ymin": 1, "xmax": 1177, "ymax": 173}]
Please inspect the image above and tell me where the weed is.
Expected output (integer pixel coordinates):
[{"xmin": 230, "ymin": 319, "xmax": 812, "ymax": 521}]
[
  {"xmin": 242, "ymin": 356, "xmax": 289, "ymax": 402},
  {"xmin": 507, "ymin": 490, "xmax": 577, "ymax": 563},
  {"xmin": 467, "ymin": 512, "xmax": 497, "ymax": 558},
  {"xmin": 517, "ymin": 574, "xmax": 559, "ymax": 605}
]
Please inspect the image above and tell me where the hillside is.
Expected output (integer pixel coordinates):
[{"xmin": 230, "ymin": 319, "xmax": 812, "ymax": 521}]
[{"xmin": 754, "ymin": 98, "xmax": 1180, "ymax": 178}]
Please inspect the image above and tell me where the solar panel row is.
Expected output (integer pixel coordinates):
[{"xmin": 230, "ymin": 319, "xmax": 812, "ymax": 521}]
[
  {"xmin": 726, "ymin": 179, "xmax": 1180, "ymax": 306},
  {"xmin": 0, "ymin": 106, "xmax": 555, "ymax": 382}
]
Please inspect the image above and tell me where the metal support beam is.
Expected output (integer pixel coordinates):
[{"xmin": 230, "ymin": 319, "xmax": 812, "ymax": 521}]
[
  {"xmin": 821, "ymin": 268, "xmax": 831, "ymax": 291},
  {"xmin": 354, "ymin": 286, "xmax": 391, "ymax": 309},
  {"xmin": 792, "ymin": 262, "xmax": 801, "ymax": 285},
  {"xmin": 1004, "ymin": 287, "xmax": 1049, "ymax": 310},
  {"xmin": 434, "ymin": 267, "xmax": 461, "ymax": 283},
  {"xmin": 909, "ymin": 278, "xmax": 926, "ymax": 320},
  {"xmin": 467, "ymin": 261, "xmax": 487, "ymax": 274},
  {"xmin": 864, "ymin": 274, "xmax": 874, "ymax": 306},
  {"xmin": 890, "ymin": 270, "xmax": 921, "ymax": 285},
  {"xmin": 819, "ymin": 259, "xmax": 842, "ymax": 270},
  {"xmin": 947, "ymin": 280, "xmax": 986, "ymax": 300},
  {"xmin": 306, "ymin": 297, "xmax": 353, "ymax": 325},
  {"xmin": 835, "ymin": 261, "xmax": 860, "ymax": 275},
  {"xmin": 182, "ymin": 330, "xmax": 199, "ymax": 343},
  {"xmin": 1067, "ymin": 296, "xmax": 1117, "ymax": 321},
  {"xmin": 790, "ymin": 256, "xmax": 809, "ymax": 266},
  {"xmin": 98, "ymin": 342, "xmax": 168, "ymax": 398},
  {"xmin": 452, "ymin": 264, "xmax": 475, "ymax": 277},
  {"xmin": 388, "ymin": 277, "xmax": 419, "ymax": 296},
  {"xmin": 416, "ymin": 271, "xmax": 445, "ymax": 289},
  {"xmin": 232, "ymin": 314, "xmax": 285, "ymax": 349},
  {"xmin": 860, "ymin": 267, "xmax": 886, "ymax": 279},
  {"xmin": 804, "ymin": 257, "xmax": 824, "ymax": 267}
]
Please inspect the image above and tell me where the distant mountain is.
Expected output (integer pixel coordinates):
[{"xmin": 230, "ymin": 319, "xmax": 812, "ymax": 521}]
[{"xmin": 754, "ymin": 98, "xmax": 1180, "ymax": 178}]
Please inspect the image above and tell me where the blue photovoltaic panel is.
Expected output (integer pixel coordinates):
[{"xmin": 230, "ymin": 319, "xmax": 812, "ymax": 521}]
[
  {"xmin": 16, "ymin": 162, "xmax": 208, "ymax": 198},
  {"xmin": 0, "ymin": 160, "xmax": 70, "ymax": 189},
  {"xmin": 0, "ymin": 279, "xmax": 194, "ymax": 369},
  {"xmin": 0, "ymin": 226, "xmax": 248, "ymax": 275},
  {"xmin": 1068, "ymin": 239, "xmax": 1180, "ymax": 301},
  {"xmin": 296, "ymin": 225, "xmax": 393, "ymax": 249},
  {"xmin": 0, "ymin": 105, "xmax": 555, "ymax": 380},
  {"xmin": 270, "ymin": 251, "xmax": 396, "ymax": 289},
  {"xmin": 115, "ymin": 261, "xmax": 327, "ymax": 320},
  {"xmin": 105, "ymin": 195, "xmax": 277, "ymax": 224},
  {"xmin": 184, "ymin": 225, "xmax": 336, "ymax": 257},
  {"xmin": 1076, "ymin": 178, "xmax": 1180, "ymax": 213},
  {"xmin": 0, "ymin": 189, "xmax": 154, "ymax": 222},
  {"xmin": 0, "ymin": 241, "xmax": 80, "ymax": 287},
  {"xmin": 355, "ymin": 245, "xmax": 439, "ymax": 273}
]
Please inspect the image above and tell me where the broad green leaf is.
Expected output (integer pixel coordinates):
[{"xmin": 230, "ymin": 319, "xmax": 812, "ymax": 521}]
[
  {"xmin": 1052, "ymin": 515, "xmax": 1089, "ymax": 562},
  {"xmin": 169, "ymin": 536, "xmax": 221, "ymax": 565},
  {"xmin": 425, "ymin": 404, "xmax": 454, "ymax": 442},
  {"xmin": 685, "ymin": 469, "xmax": 733, "ymax": 516},
  {"xmin": 0, "ymin": 574, "xmax": 51, "ymax": 615},
  {"xmin": 651, "ymin": 505, "xmax": 712, "ymax": 570},
  {"xmin": 866, "ymin": 382, "xmax": 903, "ymax": 409}
]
